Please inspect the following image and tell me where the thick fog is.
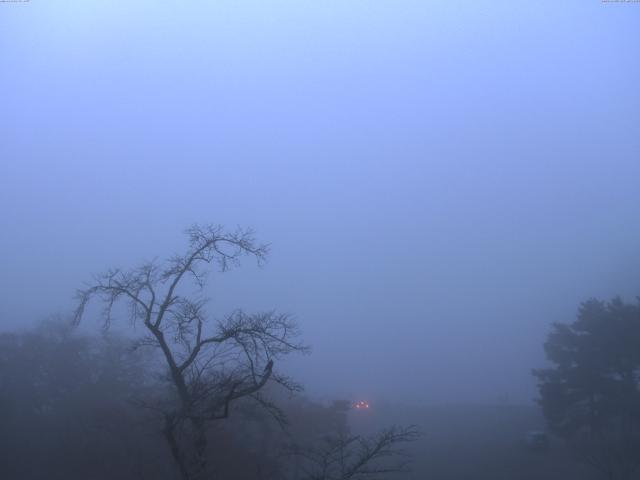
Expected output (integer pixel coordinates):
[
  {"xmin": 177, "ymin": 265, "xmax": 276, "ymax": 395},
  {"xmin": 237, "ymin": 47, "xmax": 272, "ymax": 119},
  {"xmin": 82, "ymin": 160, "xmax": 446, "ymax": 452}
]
[{"xmin": 1, "ymin": 0, "xmax": 639, "ymax": 407}]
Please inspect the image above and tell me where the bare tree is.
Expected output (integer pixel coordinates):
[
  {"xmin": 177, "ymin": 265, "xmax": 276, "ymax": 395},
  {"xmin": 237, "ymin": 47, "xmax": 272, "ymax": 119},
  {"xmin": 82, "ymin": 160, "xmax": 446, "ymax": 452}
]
[
  {"xmin": 289, "ymin": 425, "xmax": 420, "ymax": 480},
  {"xmin": 73, "ymin": 224, "xmax": 308, "ymax": 480}
]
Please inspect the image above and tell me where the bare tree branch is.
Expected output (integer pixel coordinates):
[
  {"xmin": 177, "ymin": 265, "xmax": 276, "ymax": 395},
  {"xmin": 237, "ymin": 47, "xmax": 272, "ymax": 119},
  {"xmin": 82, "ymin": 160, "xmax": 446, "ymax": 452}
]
[
  {"xmin": 289, "ymin": 425, "xmax": 420, "ymax": 480},
  {"xmin": 72, "ymin": 224, "xmax": 305, "ymax": 480}
]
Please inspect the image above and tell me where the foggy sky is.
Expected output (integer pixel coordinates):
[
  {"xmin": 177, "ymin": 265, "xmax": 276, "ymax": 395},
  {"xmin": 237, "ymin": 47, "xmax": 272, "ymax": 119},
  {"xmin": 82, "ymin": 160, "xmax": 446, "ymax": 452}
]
[{"xmin": 1, "ymin": 0, "xmax": 639, "ymax": 405}]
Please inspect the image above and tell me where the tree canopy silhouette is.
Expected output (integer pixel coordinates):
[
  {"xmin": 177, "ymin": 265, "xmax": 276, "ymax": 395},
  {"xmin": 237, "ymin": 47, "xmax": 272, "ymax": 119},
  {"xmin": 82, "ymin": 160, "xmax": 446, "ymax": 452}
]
[
  {"xmin": 533, "ymin": 297, "xmax": 640, "ymax": 480},
  {"xmin": 73, "ymin": 224, "xmax": 308, "ymax": 480}
]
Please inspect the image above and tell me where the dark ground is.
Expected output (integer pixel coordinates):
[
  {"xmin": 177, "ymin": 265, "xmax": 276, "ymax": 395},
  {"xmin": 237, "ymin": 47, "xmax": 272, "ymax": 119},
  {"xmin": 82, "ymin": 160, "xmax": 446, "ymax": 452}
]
[{"xmin": 347, "ymin": 403, "xmax": 597, "ymax": 480}]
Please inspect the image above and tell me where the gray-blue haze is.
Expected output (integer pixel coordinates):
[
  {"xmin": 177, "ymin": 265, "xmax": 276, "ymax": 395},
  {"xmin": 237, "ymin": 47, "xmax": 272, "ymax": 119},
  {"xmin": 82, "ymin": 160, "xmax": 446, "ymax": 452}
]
[{"xmin": 1, "ymin": 1, "xmax": 639, "ymax": 405}]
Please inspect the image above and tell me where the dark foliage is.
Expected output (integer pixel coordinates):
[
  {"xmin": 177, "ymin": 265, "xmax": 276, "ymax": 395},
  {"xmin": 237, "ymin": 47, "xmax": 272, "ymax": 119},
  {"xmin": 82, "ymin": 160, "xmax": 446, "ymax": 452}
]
[
  {"xmin": 0, "ymin": 322, "xmax": 417, "ymax": 479},
  {"xmin": 533, "ymin": 297, "xmax": 640, "ymax": 479},
  {"xmin": 0, "ymin": 322, "xmax": 172, "ymax": 479}
]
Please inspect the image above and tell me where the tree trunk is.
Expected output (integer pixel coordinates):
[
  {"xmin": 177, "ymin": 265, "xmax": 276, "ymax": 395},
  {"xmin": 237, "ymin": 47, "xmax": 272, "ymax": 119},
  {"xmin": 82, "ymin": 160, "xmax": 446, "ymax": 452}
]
[
  {"xmin": 163, "ymin": 415, "xmax": 191, "ymax": 480},
  {"xmin": 190, "ymin": 418, "xmax": 209, "ymax": 480}
]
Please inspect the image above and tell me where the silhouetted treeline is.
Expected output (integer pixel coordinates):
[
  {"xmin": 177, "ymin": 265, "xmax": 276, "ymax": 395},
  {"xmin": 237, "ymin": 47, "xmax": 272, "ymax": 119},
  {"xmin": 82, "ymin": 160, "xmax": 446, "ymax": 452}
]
[
  {"xmin": 0, "ymin": 322, "xmax": 169, "ymax": 478},
  {"xmin": 1, "ymin": 321, "xmax": 417, "ymax": 480},
  {"xmin": 0, "ymin": 321, "xmax": 357, "ymax": 479}
]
